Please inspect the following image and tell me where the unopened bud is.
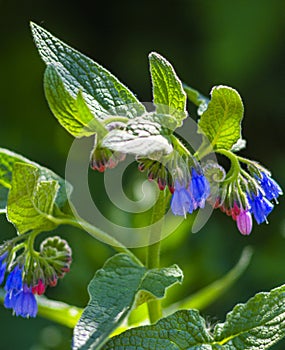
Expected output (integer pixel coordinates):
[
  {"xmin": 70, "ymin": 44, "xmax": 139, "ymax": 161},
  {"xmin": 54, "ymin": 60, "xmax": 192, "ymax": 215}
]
[{"xmin": 236, "ymin": 210, "xmax": 252, "ymax": 235}]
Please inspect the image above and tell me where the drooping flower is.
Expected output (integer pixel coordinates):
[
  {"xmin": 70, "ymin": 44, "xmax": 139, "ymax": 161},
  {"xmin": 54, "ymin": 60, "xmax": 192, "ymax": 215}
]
[
  {"xmin": 236, "ymin": 209, "xmax": 253, "ymax": 235},
  {"xmin": 247, "ymin": 191, "xmax": 274, "ymax": 224},
  {"xmin": 5, "ymin": 265, "xmax": 23, "ymax": 292},
  {"xmin": 4, "ymin": 288, "xmax": 19, "ymax": 309},
  {"xmin": 256, "ymin": 172, "xmax": 283, "ymax": 202},
  {"xmin": 13, "ymin": 284, "xmax": 38, "ymax": 318},
  {"xmin": 0, "ymin": 252, "xmax": 8, "ymax": 285},
  {"xmin": 4, "ymin": 264, "xmax": 24, "ymax": 312},
  {"xmin": 171, "ymin": 180, "xmax": 193, "ymax": 217},
  {"xmin": 189, "ymin": 168, "xmax": 210, "ymax": 209}
]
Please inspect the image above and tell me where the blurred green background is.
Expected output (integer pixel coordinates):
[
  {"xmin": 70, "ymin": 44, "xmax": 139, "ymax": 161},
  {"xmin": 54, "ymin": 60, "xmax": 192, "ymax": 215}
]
[{"xmin": 1, "ymin": 0, "xmax": 285, "ymax": 349}]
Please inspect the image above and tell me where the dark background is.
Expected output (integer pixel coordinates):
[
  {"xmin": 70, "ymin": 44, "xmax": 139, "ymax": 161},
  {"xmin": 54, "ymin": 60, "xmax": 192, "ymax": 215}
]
[{"xmin": 1, "ymin": 0, "xmax": 285, "ymax": 349}]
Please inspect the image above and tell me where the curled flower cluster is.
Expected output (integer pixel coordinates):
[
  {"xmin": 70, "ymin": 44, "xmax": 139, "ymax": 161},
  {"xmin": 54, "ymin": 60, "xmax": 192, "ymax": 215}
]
[
  {"xmin": 91, "ymin": 146, "xmax": 126, "ymax": 172},
  {"xmin": 208, "ymin": 158, "xmax": 282, "ymax": 235},
  {"xmin": 138, "ymin": 158, "xmax": 174, "ymax": 192},
  {"xmin": 0, "ymin": 236, "xmax": 72, "ymax": 318},
  {"xmin": 136, "ymin": 148, "xmax": 282, "ymax": 236}
]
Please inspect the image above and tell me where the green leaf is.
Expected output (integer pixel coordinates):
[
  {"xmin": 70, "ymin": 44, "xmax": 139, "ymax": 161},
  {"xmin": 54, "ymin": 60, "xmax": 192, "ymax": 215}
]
[
  {"xmin": 31, "ymin": 22, "xmax": 145, "ymax": 120},
  {"xmin": 102, "ymin": 117, "xmax": 173, "ymax": 159},
  {"xmin": 213, "ymin": 284, "xmax": 285, "ymax": 349},
  {"xmin": 7, "ymin": 163, "xmax": 59, "ymax": 234},
  {"xmin": 104, "ymin": 283, "xmax": 285, "ymax": 349},
  {"xmin": 183, "ymin": 83, "xmax": 209, "ymax": 115},
  {"xmin": 73, "ymin": 253, "xmax": 183, "ymax": 350},
  {"xmin": 198, "ymin": 85, "xmax": 244, "ymax": 150},
  {"xmin": 0, "ymin": 148, "xmax": 72, "ymax": 211},
  {"xmin": 102, "ymin": 310, "xmax": 217, "ymax": 350},
  {"xmin": 149, "ymin": 52, "xmax": 187, "ymax": 127},
  {"xmin": 44, "ymin": 65, "xmax": 108, "ymax": 138}
]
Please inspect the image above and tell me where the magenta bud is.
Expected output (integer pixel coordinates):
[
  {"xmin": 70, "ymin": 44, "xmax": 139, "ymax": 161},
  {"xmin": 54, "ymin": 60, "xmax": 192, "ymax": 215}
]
[
  {"xmin": 32, "ymin": 279, "xmax": 46, "ymax": 295},
  {"xmin": 236, "ymin": 210, "xmax": 253, "ymax": 235}
]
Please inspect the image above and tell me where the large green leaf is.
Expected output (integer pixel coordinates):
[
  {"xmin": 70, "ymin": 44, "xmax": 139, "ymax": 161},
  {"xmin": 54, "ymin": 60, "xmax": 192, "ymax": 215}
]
[
  {"xmin": 7, "ymin": 163, "xmax": 59, "ymax": 234},
  {"xmin": 0, "ymin": 148, "xmax": 72, "ymax": 212},
  {"xmin": 31, "ymin": 22, "xmax": 145, "ymax": 120},
  {"xmin": 102, "ymin": 310, "xmax": 217, "ymax": 350},
  {"xmin": 73, "ymin": 253, "xmax": 183, "ymax": 350},
  {"xmin": 44, "ymin": 65, "xmax": 108, "ymax": 138},
  {"xmin": 149, "ymin": 52, "xmax": 187, "ymax": 127},
  {"xmin": 214, "ymin": 284, "xmax": 285, "ymax": 349},
  {"xmin": 102, "ymin": 284, "xmax": 285, "ymax": 349},
  {"xmin": 198, "ymin": 86, "xmax": 244, "ymax": 150}
]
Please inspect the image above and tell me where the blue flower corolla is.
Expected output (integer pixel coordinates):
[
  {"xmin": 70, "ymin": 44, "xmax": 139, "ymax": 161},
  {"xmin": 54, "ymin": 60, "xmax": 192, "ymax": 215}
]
[
  {"xmin": 171, "ymin": 180, "xmax": 194, "ymax": 217},
  {"xmin": 0, "ymin": 252, "xmax": 8, "ymax": 285},
  {"xmin": 14, "ymin": 284, "xmax": 38, "ymax": 318},
  {"xmin": 247, "ymin": 192, "xmax": 274, "ymax": 224},
  {"xmin": 0, "ymin": 261, "xmax": 7, "ymax": 285},
  {"xmin": 5, "ymin": 265, "xmax": 23, "ymax": 292},
  {"xmin": 189, "ymin": 168, "xmax": 210, "ymax": 209},
  {"xmin": 257, "ymin": 172, "xmax": 283, "ymax": 202},
  {"xmin": 4, "ymin": 288, "xmax": 19, "ymax": 309}
]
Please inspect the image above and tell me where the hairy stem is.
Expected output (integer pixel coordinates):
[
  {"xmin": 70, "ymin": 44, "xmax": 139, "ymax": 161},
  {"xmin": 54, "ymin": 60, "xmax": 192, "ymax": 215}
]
[
  {"xmin": 216, "ymin": 149, "xmax": 241, "ymax": 183},
  {"xmin": 146, "ymin": 190, "xmax": 169, "ymax": 323},
  {"xmin": 50, "ymin": 214, "xmax": 143, "ymax": 266}
]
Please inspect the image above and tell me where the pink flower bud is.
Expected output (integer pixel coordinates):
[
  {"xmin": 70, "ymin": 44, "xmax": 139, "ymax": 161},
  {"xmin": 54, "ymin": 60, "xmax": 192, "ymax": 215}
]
[
  {"xmin": 32, "ymin": 279, "xmax": 46, "ymax": 295},
  {"xmin": 236, "ymin": 210, "xmax": 252, "ymax": 235}
]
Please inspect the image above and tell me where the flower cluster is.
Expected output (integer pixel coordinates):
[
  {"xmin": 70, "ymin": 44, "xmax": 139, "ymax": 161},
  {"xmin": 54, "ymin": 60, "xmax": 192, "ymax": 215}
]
[
  {"xmin": 89, "ymin": 118, "xmax": 282, "ymax": 236},
  {"xmin": 136, "ymin": 149, "xmax": 282, "ymax": 236},
  {"xmin": 91, "ymin": 146, "xmax": 126, "ymax": 172},
  {"xmin": 0, "ymin": 236, "xmax": 72, "ymax": 318},
  {"xmin": 137, "ymin": 158, "xmax": 174, "ymax": 192},
  {"xmin": 207, "ymin": 159, "xmax": 282, "ymax": 235}
]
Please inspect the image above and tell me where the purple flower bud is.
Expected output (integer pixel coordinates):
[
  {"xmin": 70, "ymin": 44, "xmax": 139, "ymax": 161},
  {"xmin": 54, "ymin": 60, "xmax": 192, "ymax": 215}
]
[
  {"xmin": 14, "ymin": 284, "xmax": 38, "ymax": 318},
  {"xmin": 236, "ymin": 210, "xmax": 253, "ymax": 235}
]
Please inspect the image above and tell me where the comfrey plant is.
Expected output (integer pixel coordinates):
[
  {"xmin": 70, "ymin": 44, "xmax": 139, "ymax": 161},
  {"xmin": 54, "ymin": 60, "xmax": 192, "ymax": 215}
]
[{"xmin": 0, "ymin": 22, "xmax": 284, "ymax": 349}]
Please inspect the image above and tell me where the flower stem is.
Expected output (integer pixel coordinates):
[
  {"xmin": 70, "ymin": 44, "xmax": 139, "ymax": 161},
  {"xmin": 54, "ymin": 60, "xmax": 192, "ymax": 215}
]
[
  {"xmin": 216, "ymin": 149, "xmax": 241, "ymax": 183},
  {"xmin": 146, "ymin": 190, "xmax": 169, "ymax": 323},
  {"xmin": 49, "ymin": 214, "xmax": 143, "ymax": 266}
]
